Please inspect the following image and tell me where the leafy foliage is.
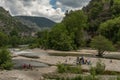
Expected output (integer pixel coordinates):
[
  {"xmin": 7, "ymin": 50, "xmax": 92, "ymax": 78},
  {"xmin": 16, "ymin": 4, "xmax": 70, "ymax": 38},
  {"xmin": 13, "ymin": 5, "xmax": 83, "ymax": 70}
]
[
  {"xmin": 111, "ymin": 0, "xmax": 120, "ymax": 17},
  {"xmin": 57, "ymin": 63, "xmax": 82, "ymax": 74},
  {"xmin": 84, "ymin": 0, "xmax": 113, "ymax": 37},
  {"xmin": 63, "ymin": 10, "xmax": 87, "ymax": 48},
  {"xmin": 0, "ymin": 48, "xmax": 13, "ymax": 70},
  {"xmin": 90, "ymin": 59, "xmax": 105, "ymax": 75},
  {"xmin": 99, "ymin": 17, "xmax": 120, "ymax": 43},
  {"xmin": 0, "ymin": 32, "xmax": 9, "ymax": 47},
  {"xmin": 37, "ymin": 30, "xmax": 49, "ymax": 49},
  {"xmin": 49, "ymin": 23, "xmax": 74, "ymax": 50},
  {"xmin": 90, "ymin": 35, "xmax": 114, "ymax": 57}
]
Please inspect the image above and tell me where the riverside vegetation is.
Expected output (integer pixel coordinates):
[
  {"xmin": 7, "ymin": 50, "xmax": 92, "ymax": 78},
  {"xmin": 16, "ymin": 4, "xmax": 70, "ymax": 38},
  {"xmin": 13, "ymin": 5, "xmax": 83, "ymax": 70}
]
[
  {"xmin": 0, "ymin": 48, "xmax": 13, "ymax": 70},
  {"xmin": 44, "ymin": 60, "xmax": 120, "ymax": 80}
]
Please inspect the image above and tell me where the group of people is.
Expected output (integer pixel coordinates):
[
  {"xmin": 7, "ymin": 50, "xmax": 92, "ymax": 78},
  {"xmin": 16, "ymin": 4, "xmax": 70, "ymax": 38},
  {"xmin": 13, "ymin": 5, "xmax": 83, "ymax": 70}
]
[
  {"xmin": 76, "ymin": 56, "xmax": 91, "ymax": 65},
  {"xmin": 22, "ymin": 63, "xmax": 33, "ymax": 70}
]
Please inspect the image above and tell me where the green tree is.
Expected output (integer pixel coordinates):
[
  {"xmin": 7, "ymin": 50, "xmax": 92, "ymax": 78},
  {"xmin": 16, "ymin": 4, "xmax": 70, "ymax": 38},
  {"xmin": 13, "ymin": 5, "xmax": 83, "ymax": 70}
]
[
  {"xmin": 90, "ymin": 35, "xmax": 114, "ymax": 57},
  {"xmin": 63, "ymin": 10, "xmax": 87, "ymax": 32},
  {"xmin": 49, "ymin": 23, "xmax": 73, "ymax": 51},
  {"xmin": 99, "ymin": 17, "xmax": 120, "ymax": 43},
  {"xmin": 9, "ymin": 36, "xmax": 20, "ymax": 47},
  {"xmin": 0, "ymin": 32, "xmax": 9, "ymax": 47},
  {"xmin": 10, "ymin": 29, "xmax": 19, "ymax": 36},
  {"xmin": 63, "ymin": 10, "xmax": 87, "ymax": 48},
  {"xmin": 0, "ymin": 48, "xmax": 13, "ymax": 70},
  {"xmin": 88, "ymin": 1, "xmax": 103, "ymax": 20},
  {"xmin": 37, "ymin": 30, "xmax": 49, "ymax": 49},
  {"xmin": 111, "ymin": 0, "xmax": 120, "ymax": 17}
]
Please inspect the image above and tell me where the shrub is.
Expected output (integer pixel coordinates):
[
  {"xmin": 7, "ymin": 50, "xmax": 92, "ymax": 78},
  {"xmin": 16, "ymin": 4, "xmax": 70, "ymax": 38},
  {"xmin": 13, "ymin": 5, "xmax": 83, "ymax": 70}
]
[
  {"xmin": 1, "ymin": 61, "xmax": 13, "ymax": 70},
  {"xmin": 57, "ymin": 63, "xmax": 82, "ymax": 74},
  {"xmin": 90, "ymin": 59, "xmax": 105, "ymax": 75},
  {"xmin": 117, "ymin": 76, "xmax": 120, "ymax": 80},
  {"xmin": 95, "ymin": 59, "xmax": 105, "ymax": 74},
  {"xmin": 57, "ymin": 63, "xmax": 67, "ymax": 73},
  {"xmin": 0, "ymin": 48, "xmax": 13, "ymax": 70},
  {"xmin": 90, "ymin": 67, "xmax": 96, "ymax": 77}
]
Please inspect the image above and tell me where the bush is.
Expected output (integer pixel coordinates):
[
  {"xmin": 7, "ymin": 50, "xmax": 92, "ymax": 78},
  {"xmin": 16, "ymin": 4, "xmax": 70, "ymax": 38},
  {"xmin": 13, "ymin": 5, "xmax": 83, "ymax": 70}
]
[
  {"xmin": 90, "ymin": 59, "xmax": 105, "ymax": 75},
  {"xmin": 1, "ymin": 61, "xmax": 13, "ymax": 70},
  {"xmin": 57, "ymin": 63, "xmax": 67, "ymax": 73},
  {"xmin": 57, "ymin": 63, "xmax": 82, "ymax": 74},
  {"xmin": 90, "ymin": 67, "xmax": 96, "ymax": 76},
  {"xmin": 0, "ymin": 48, "xmax": 13, "ymax": 70},
  {"xmin": 95, "ymin": 60, "xmax": 105, "ymax": 74},
  {"xmin": 117, "ymin": 76, "xmax": 120, "ymax": 80}
]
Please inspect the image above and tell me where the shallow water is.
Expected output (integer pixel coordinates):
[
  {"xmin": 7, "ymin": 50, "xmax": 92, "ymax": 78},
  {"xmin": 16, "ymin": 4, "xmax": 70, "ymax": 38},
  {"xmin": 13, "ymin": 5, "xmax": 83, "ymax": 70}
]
[{"xmin": 13, "ymin": 59, "xmax": 49, "ymax": 69}]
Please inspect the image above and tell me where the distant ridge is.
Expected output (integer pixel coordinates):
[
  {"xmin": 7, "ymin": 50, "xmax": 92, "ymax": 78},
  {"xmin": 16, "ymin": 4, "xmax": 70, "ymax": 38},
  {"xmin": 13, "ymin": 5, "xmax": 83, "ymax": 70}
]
[
  {"xmin": 15, "ymin": 16, "xmax": 56, "ymax": 30},
  {"xmin": 0, "ymin": 7, "xmax": 33, "ymax": 36}
]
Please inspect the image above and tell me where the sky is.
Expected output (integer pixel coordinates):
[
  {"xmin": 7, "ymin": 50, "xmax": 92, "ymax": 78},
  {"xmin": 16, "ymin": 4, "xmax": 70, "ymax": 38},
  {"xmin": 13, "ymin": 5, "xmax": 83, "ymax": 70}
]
[{"xmin": 0, "ymin": 0, "xmax": 91, "ymax": 22}]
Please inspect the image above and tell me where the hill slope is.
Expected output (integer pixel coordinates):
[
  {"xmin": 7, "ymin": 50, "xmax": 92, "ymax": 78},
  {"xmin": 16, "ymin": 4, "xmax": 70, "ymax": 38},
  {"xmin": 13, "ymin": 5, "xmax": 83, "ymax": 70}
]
[
  {"xmin": 0, "ymin": 7, "xmax": 33, "ymax": 36},
  {"xmin": 15, "ymin": 16, "xmax": 56, "ymax": 30}
]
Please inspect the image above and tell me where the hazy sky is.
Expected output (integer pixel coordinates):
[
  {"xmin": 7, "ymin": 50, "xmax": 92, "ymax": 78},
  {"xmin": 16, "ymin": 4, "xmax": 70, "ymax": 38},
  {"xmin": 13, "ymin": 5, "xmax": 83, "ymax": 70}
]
[{"xmin": 0, "ymin": 0, "xmax": 90, "ymax": 22}]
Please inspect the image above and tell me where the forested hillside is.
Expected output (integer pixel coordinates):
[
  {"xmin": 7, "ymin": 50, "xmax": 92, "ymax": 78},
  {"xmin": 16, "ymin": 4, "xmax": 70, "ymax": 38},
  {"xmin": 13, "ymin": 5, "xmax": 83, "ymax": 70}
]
[
  {"xmin": 0, "ymin": 7, "xmax": 33, "ymax": 35},
  {"xmin": 33, "ymin": 0, "xmax": 120, "ymax": 51},
  {"xmin": 0, "ymin": 7, "xmax": 35, "ymax": 47}
]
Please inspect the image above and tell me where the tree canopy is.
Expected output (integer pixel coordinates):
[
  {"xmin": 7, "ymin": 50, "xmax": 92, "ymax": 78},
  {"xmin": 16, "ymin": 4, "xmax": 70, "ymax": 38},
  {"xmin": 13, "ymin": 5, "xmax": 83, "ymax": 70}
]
[
  {"xmin": 90, "ymin": 35, "xmax": 115, "ymax": 57},
  {"xmin": 0, "ymin": 32, "xmax": 8, "ymax": 47},
  {"xmin": 49, "ymin": 23, "xmax": 73, "ymax": 51},
  {"xmin": 0, "ymin": 48, "xmax": 13, "ymax": 70},
  {"xmin": 99, "ymin": 17, "xmax": 120, "ymax": 43}
]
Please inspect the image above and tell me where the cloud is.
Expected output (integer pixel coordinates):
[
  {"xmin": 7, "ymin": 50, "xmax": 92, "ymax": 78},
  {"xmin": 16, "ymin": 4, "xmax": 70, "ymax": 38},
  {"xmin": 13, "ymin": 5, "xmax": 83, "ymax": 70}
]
[
  {"xmin": 56, "ymin": 0, "xmax": 91, "ymax": 11},
  {"xmin": 0, "ymin": 0, "xmax": 90, "ymax": 22},
  {"xmin": 57, "ymin": 0, "xmax": 90, "ymax": 8}
]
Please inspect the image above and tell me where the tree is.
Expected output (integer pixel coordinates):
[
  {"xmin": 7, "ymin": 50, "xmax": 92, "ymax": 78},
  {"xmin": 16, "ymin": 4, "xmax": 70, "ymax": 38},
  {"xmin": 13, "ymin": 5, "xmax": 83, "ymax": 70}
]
[
  {"xmin": 0, "ymin": 32, "xmax": 9, "ymax": 47},
  {"xmin": 49, "ymin": 23, "xmax": 73, "ymax": 51},
  {"xmin": 10, "ymin": 29, "xmax": 19, "ymax": 36},
  {"xmin": 0, "ymin": 48, "xmax": 13, "ymax": 70},
  {"xmin": 37, "ymin": 30, "xmax": 49, "ymax": 49},
  {"xmin": 90, "ymin": 35, "xmax": 115, "ymax": 57},
  {"xmin": 111, "ymin": 0, "xmax": 120, "ymax": 16},
  {"xmin": 62, "ymin": 10, "xmax": 88, "ymax": 48},
  {"xmin": 9, "ymin": 36, "xmax": 19, "ymax": 47},
  {"xmin": 99, "ymin": 17, "xmax": 120, "ymax": 43}
]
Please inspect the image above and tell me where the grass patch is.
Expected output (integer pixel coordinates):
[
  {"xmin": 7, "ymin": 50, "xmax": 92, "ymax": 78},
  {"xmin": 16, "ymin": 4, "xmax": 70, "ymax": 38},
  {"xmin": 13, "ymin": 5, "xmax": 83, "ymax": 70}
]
[
  {"xmin": 57, "ymin": 63, "xmax": 82, "ymax": 74},
  {"xmin": 44, "ymin": 74, "xmax": 99, "ymax": 80},
  {"xmin": 104, "ymin": 71, "xmax": 120, "ymax": 75},
  {"xmin": 90, "ymin": 59, "xmax": 105, "ymax": 75},
  {"xmin": 57, "ymin": 61, "xmax": 120, "ymax": 75}
]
